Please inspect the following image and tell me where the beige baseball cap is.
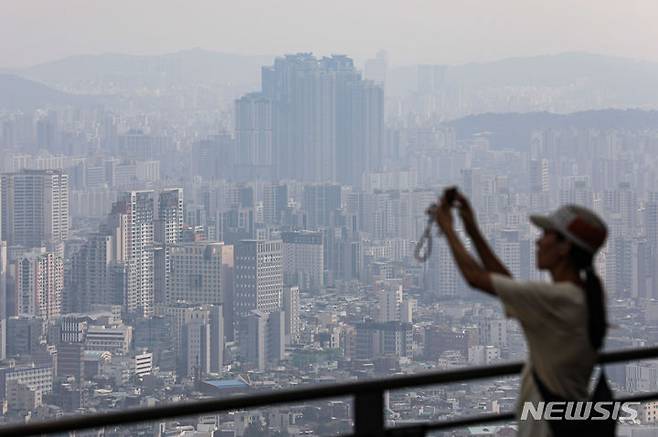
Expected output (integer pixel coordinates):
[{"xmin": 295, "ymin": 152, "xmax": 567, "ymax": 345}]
[{"xmin": 530, "ymin": 205, "xmax": 608, "ymax": 254}]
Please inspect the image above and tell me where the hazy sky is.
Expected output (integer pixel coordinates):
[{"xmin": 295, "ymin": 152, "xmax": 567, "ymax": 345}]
[{"xmin": 2, "ymin": 0, "xmax": 657, "ymax": 68}]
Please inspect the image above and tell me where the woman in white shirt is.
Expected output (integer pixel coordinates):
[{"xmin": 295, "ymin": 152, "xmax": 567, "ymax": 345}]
[{"xmin": 432, "ymin": 188, "xmax": 608, "ymax": 437}]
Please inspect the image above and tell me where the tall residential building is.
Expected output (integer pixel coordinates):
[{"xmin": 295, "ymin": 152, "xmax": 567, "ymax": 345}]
[
  {"xmin": 234, "ymin": 239, "xmax": 283, "ymax": 317},
  {"xmin": 425, "ymin": 232, "xmax": 470, "ymax": 297},
  {"xmin": 461, "ymin": 168, "xmax": 485, "ymax": 210},
  {"xmin": 282, "ymin": 286, "xmax": 300, "ymax": 345},
  {"xmin": 646, "ymin": 192, "xmax": 658, "ymax": 251},
  {"xmin": 66, "ymin": 197, "xmax": 131, "ymax": 313},
  {"xmin": 337, "ymin": 79, "xmax": 384, "ymax": 186},
  {"xmin": 1, "ymin": 169, "xmax": 69, "ymax": 248},
  {"xmin": 479, "ymin": 319, "xmax": 509, "ymax": 350},
  {"xmin": 0, "ymin": 241, "xmax": 6, "ymax": 360},
  {"xmin": 364, "ymin": 50, "xmax": 388, "ymax": 87},
  {"xmin": 191, "ymin": 134, "xmax": 235, "ymax": 180},
  {"xmin": 70, "ymin": 188, "xmax": 184, "ymax": 316},
  {"xmin": 154, "ymin": 188, "xmax": 184, "ymax": 307},
  {"xmin": 116, "ymin": 191, "xmax": 155, "ymax": 317},
  {"xmin": 156, "ymin": 189, "xmax": 183, "ymax": 245},
  {"xmin": 494, "ymin": 230, "xmax": 524, "ymax": 280},
  {"xmin": 208, "ymin": 304, "xmax": 224, "ymax": 374},
  {"xmin": 262, "ymin": 54, "xmax": 341, "ymax": 182},
  {"xmin": 376, "ymin": 282, "xmax": 403, "ymax": 322},
  {"xmin": 115, "ymin": 130, "xmax": 173, "ymax": 161},
  {"xmin": 559, "ymin": 178, "xmax": 593, "ymax": 209},
  {"xmin": 417, "ymin": 64, "xmax": 446, "ymax": 95},
  {"xmin": 262, "ymin": 183, "xmax": 288, "ymax": 225},
  {"xmin": 302, "ymin": 184, "xmax": 341, "ymax": 229},
  {"xmin": 635, "ymin": 238, "xmax": 654, "ymax": 299},
  {"xmin": 68, "ymin": 234, "xmax": 114, "ymax": 312},
  {"xmin": 237, "ymin": 53, "xmax": 384, "ymax": 185},
  {"xmin": 235, "ymin": 93, "xmax": 273, "ymax": 180},
  {"xmin": 603, "ymin": 183, "xmax": 637, "ymax": 236},
  {"xmin": 529, "ymin": 158, "xmax": 550, "ymax": 193},
  {"xmin": 281, "ymin": 231, "xmax": 324, "ymax": 291},
  {"xmin": 606, "ymin": 236, "xmax": 633, "ymax": 298},
  {"xmin": 216, "ymin": 243, "xmax": 236, "ymax": 339},
  {"xmin": 15, "ymin": 249, "xmax": 63, "ymax": 320},
  {"xmin": 375, "ymin": 281, "xmax": 414, "ymax": 324}
]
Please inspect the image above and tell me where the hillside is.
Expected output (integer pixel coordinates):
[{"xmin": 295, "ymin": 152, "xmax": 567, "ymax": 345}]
[
  {"xmin": 21, "ymin": 48, "xmax": 273, "ymax": 92},
  {"xmin": 0, "ymin": 74, "xmax": 97, "ymax": 110},
  {"xmin": 389, "ymin": 52, "xmax": 658, "ymax": 109},
  {"xmin": 448, "ymin": 109, "xmax": 658, "ymax": 149}
]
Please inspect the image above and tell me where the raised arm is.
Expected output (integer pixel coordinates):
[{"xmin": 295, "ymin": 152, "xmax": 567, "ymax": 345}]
[
  {"xmin": 432, "ymin": 191, "xmax": 496, "ymax": 295},
  {"xmin": 454, "ymin": 192, "xmax": 512, "ymax": 278}
]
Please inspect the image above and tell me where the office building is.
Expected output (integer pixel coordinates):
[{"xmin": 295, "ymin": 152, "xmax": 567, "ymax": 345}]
[
  {"xmin": 238, "ymin": 310, "xmax": 285, "ymax": 370},
  {"xmin": 282, "ymin": 231, "xmax": 324, "ymax": 291},
  {"xmin": 166, "ymin": 242, "xmax": 223, "ymax": 305},
  {"xmin": 0, "ymin": 363, "xmax": 53, "ymax": 403},
  {"xmin": 354, "ymin": 321, "xmax": 413, "ymax": 360},
  {"xmin": 181, "ymin": 316, "xmax": 210, "ymax": 379},
  {"xmin": 85, "ymin": 325, "xmax": 133, "ymax": 355},
  {"xmin": 234, "ymin": 239, "xmax": 283, "ymax": 317},
  {"xmin": 179, "ymin": 304, "xmax": 224, "ymax": 378},
  {"xmin": 7, "ymin": 316, "xmax": 43, "ymax": 357}
]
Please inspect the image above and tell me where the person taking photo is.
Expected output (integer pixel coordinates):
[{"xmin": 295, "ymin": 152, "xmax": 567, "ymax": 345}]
[{"xmin": 432, "ymin": 187, "xmax": 608, "ymax": 437}]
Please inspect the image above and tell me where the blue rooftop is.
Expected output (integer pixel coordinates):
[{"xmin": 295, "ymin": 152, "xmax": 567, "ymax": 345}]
[{"xmin": 203, "ymin": 379, "xmax": 249, "ymax": 390}]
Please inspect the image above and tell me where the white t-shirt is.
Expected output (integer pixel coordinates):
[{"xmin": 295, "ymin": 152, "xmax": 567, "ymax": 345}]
[{"xmin": 491, "ymin": 273, "xmax": 597, "ymax": 437}]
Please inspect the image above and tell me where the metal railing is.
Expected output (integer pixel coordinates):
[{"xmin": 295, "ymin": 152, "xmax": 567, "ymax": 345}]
[{"xmin": 3, "ymin": 346, "xmax": 658, "ymax": 437}]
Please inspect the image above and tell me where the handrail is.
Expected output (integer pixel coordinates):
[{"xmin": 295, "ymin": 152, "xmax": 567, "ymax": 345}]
[{"xmin": 2, "ymin": 346, "xmax": 658, "ymax": 437}]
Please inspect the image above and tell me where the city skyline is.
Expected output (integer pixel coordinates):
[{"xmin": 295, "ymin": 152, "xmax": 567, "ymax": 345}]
[{"xmin": 3, "ymin": 10, "xmax": 658, "ymax": 431}]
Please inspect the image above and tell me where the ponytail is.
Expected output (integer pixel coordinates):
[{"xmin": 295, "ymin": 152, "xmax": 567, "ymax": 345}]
[
  {"xmin": 582, "ymin": 264, "xmax": 607, "ymax": 350},
  {"xmin": 567, "ymin": 243, "xmax": 607, "ymax": 350}
]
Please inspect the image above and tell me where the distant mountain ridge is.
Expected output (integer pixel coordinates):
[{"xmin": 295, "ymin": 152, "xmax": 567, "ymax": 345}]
[
  {"xmin": 447, "ymin": 109, "xmax": 658, "ymax": 150},
  {"xmin": 446, "ymin": 52, "xmax": 656, "ymax": 87},
  {"xmin": 21, "ymin": 48, "xmax": 274, "ymax": 92},
  {"xmin": 388, "ymin": 52, "xmax": 658, "ymax": 108},
  {"xmin": 18, "ymin": 50, "xmax": 658, "ymax": 112},
  {"xmin": 0, "ymin": 74, "xmax": 98, "ymax": 110}
]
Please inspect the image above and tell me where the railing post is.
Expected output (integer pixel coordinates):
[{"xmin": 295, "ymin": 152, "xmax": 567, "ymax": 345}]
[{"xmin": 354, "ymin": 390, "xmax": 384, "ymax": 436}]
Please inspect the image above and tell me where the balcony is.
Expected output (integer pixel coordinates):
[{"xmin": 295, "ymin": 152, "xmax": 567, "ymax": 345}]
[{"xmin": 3, "ymin": 347, "xmax": 658, "ymax": 436}]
